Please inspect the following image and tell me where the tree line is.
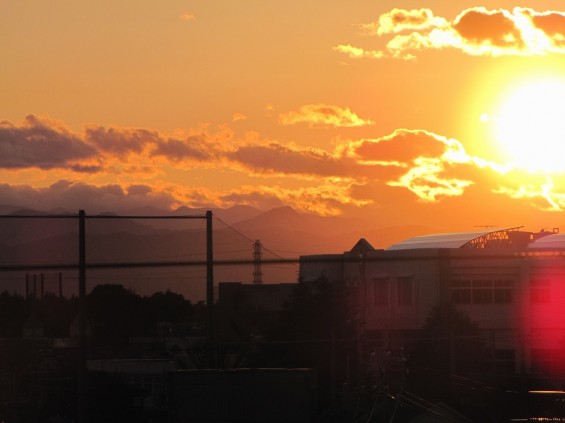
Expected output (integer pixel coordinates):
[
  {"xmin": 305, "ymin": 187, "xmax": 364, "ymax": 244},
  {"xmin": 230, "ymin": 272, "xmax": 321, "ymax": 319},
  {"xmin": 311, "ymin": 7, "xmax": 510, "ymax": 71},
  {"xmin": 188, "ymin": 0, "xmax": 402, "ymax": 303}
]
[{"xmin": 0, "ymin": 284, "xmax": 204, "ymax": 342}]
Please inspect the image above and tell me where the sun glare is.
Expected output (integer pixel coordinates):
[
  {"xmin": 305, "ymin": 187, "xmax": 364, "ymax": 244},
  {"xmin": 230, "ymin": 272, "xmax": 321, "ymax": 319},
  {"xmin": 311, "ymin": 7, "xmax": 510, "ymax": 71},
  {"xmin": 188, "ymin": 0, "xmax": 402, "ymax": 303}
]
[{"xmin": 492, "ymin": 79, "xmax": 565, "ymax": 173}]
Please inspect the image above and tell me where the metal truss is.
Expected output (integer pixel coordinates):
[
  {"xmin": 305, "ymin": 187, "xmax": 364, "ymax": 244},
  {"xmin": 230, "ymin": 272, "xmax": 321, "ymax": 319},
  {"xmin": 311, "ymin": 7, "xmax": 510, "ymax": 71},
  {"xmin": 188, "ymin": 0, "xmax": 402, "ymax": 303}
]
[{"xmin": 462, "ymin": 226, "xmax": 524, "ymax": 249}]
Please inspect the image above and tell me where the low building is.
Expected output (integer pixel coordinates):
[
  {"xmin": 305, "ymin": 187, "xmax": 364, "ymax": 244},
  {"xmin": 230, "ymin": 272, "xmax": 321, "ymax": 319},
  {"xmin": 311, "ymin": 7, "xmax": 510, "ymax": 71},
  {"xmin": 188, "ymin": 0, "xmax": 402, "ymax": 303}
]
[{"xmin": 300, "ymin": 227, "xmax": 565, "ymax": 383}]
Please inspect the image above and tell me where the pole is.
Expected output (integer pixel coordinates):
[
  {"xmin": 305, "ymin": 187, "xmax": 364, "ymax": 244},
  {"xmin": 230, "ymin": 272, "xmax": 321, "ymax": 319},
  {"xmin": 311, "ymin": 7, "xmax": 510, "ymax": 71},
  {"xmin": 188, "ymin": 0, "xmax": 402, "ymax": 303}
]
[
  {"xmin": 206, "ymin": 211, "xmax": 214, "ymax": 345},
  {"xmin": 78, "ymin": 210, "xmax": 87, "ymax": 423}
]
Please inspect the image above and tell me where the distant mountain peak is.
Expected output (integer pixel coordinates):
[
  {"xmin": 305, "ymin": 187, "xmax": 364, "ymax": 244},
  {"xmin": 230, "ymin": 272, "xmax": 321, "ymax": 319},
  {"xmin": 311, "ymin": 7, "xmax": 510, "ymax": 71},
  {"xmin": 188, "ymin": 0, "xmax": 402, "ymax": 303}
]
[{"xmin": 261, "ymin": 205, "xmax": 300, "ymax": 217}]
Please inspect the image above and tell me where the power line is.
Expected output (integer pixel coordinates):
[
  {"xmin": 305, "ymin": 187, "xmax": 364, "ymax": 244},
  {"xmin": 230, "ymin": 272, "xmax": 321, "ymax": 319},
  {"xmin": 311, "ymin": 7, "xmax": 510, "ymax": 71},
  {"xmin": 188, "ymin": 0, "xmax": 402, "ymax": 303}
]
[
  {"xmin": 213, "ymin": 215, "xmax": 297, "ymax": 266},
  {"xmin": 1, "ymin": 248, "xmax": 564, "ymax": 273}
]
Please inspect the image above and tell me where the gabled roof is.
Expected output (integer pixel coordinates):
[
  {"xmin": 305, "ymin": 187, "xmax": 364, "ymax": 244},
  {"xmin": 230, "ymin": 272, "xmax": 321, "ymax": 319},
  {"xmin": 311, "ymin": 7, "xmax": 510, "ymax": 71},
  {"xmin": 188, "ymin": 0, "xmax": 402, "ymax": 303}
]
[
  {"xmin": 349, "ymin": 238, "xmax": 375, "ymax": 255},
  {"xmin": 387, "ymin": 227, "xmax": 524, "ymax": 250}
]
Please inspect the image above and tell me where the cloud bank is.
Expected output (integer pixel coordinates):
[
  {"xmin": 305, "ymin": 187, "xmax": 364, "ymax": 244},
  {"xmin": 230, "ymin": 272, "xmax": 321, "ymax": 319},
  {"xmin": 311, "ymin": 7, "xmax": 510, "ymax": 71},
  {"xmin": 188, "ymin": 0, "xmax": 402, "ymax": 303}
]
[
  {"xmin": 1, "ymin": 114, "xmax": 563, "ymax": 216},
  {"xmin": 336, "ymin": 7, "xmax": 565, "ymax": 60}
]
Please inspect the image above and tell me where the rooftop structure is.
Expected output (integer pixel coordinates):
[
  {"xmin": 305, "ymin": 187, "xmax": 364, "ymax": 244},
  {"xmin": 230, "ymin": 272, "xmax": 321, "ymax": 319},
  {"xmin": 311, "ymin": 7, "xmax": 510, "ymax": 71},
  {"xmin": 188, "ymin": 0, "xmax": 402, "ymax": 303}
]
[
  {"xmin": 386, "ymin": 226, "xmax": 546, "ymax": 250},
  {"xmin": 528, "ymin": 232, "xmax": 565, "ymax": 249}
]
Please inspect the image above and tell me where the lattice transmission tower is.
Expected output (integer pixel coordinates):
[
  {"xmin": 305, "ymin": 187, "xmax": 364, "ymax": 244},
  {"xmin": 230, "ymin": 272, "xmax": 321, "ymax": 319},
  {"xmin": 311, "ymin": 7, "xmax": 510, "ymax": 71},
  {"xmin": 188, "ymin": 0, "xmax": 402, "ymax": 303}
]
[{"xmin": 252, "ymin": 239, "xmax": 263, "ymax": 284}]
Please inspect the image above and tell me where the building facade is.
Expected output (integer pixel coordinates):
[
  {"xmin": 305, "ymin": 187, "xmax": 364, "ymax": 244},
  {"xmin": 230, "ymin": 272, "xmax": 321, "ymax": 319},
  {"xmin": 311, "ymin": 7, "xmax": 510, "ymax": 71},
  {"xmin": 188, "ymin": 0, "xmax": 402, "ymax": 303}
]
[{"xmin": 299, "ymin": 228, "xmax": 565, "ymax": 381}]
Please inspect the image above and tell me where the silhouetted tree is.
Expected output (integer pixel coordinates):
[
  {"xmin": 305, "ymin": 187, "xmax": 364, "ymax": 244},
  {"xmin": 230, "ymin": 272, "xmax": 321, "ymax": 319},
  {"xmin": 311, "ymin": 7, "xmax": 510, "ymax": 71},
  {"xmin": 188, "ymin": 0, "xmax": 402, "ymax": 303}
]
[
  {"xmin": 272, "ymin": 276, "xmax": 352, "ymax": 342},
  {"xmin": 141, "ymin": 290, "xmax": 194, "ymax": 334},
  {"xmin": 87, "ymin": 284, "xmax": 142, "ymax": 346},
  {"xmin": 259, "ymin": 277, "xmax": 356, "ymax": 410},
  {"xmin": 37, "ymin": 293, "xmax": 77, "ymax": 337},
  {"xmin": 409, "ymin": 302, "xmax": 486, "ymax": 400},
  {"xmin": 0, "ymin": 291, "xmax": 27, "ymax": 337}
]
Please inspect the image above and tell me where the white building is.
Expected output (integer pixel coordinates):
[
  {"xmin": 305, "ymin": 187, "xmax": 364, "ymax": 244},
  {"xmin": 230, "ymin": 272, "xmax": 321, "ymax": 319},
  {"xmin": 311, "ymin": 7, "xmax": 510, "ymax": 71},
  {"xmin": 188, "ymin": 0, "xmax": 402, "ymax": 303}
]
[{"xmin": 300, "ymin": 227, "xmax": 565, "ymax": 379}]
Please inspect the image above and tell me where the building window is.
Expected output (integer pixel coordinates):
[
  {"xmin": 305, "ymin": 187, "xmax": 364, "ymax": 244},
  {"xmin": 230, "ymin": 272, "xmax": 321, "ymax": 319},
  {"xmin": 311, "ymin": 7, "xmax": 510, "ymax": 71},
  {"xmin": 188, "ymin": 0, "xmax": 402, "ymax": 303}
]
[
  {"xmin": 451, "ymin": 278, "xmax": 513, "ymax": 304},
  {"xmin": 472, "ymin": 280, "xmax": 493, "ymax": 304},
  {"xmin": 397, "ymin": 277, "xmax": 414, "ymax": 306},
  {"xmin": 530, "ymin": 278, "xmax": 550, "ymax": 304},
  {"xmin": 372, "ymin": 277, "xmax": 389, "ymax": 306},
  {"xmin": 495, "ymin": 349, "xmax": 516, "ymax": 373},
  {"xmin": 451, "ymin": 279, "xmax": 471, "ymax": 304},
  {"xmin": 493, "ymin": 279, "xmax": 514, "ymax": 303}
]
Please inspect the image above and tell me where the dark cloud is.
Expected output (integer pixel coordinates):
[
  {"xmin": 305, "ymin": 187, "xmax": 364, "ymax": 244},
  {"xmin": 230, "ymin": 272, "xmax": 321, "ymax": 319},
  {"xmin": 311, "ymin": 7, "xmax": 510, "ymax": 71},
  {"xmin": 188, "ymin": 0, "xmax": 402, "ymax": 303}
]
[
  {"xmin": 86, "ymin": 125, "xmax": 214, "ymax": 162},
  {"xmin": 227, "ymin": 142, "xmax": 361, "ymax": 178},
  {"xmin": 150, "ymin": 136, "xmax": 211, "ymax": 161},
  {"xmin": 0, "ymin": 115, "xmax": 97, "ymax": 171},
  {"xmin": 0, "ymin": 117, "xmax": 219, "ymax": 173},
  {"xmin": 85, "ymin": 126, "xmax": 160, "ymax": 156},
  {"xmin": 0, "ymin": 180, "xmax": 178, "ymax": 214}
]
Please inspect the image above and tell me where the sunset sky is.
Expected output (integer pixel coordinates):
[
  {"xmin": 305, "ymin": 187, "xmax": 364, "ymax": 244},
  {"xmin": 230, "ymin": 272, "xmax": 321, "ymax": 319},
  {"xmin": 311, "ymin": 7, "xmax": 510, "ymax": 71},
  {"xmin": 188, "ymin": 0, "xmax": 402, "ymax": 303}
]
[{"xmin": 3, "ymin": 1, "xmax": 565, "ymax": 236}]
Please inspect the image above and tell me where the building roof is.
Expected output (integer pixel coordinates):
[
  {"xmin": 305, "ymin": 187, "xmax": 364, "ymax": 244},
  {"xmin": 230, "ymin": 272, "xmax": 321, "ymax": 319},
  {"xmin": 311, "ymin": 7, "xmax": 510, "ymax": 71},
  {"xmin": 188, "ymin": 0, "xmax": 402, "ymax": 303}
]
[
  {"xmin": 528, "ymin": 233, "xmax": 565, "ymax": 249},
  {"xmin": 386, "ymin": 227, "xmax": 524, "ymax": 251},
  {"xmin": 349, "ymin": 238, "xmax": 375, "ymax": 254}
]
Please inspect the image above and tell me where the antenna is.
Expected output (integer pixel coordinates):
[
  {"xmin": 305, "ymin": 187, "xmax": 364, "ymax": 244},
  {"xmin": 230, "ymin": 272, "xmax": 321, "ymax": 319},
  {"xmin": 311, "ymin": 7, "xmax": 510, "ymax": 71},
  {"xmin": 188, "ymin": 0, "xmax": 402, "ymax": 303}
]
[
  {"xmin": 474, "ymin": 225, "xmax": 499, "ymax": 230},
  {"xmin": 252, "ymin": 240, "xmax": 263, "ymax": 284}
]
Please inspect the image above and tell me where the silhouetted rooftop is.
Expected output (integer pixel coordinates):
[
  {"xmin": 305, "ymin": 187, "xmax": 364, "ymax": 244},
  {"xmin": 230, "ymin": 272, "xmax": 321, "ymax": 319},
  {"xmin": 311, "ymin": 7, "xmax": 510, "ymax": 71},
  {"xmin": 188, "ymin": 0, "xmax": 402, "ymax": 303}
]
[{"xmin": 387, "ymin": 227, "xmax": 526, "ymax": 250}]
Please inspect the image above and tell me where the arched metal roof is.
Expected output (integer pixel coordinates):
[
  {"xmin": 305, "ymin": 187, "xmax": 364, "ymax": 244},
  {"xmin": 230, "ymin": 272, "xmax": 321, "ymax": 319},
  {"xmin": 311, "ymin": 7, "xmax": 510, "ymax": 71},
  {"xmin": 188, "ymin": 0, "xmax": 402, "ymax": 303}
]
[
  {"xmin": 386, "ymin": 227, "xmax": 524, "ymax": 250},
  {"xmin": 528, "ymin": 233, "xmax": 565, "ymax": 249}
]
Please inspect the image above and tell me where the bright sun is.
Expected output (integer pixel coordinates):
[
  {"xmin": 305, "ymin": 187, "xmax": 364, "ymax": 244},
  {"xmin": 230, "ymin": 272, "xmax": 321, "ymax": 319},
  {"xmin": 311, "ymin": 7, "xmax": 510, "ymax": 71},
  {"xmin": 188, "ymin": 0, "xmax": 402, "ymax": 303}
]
[{"xmin": 489, "ymin": 79, "xmax": 565, "ymax": 173}]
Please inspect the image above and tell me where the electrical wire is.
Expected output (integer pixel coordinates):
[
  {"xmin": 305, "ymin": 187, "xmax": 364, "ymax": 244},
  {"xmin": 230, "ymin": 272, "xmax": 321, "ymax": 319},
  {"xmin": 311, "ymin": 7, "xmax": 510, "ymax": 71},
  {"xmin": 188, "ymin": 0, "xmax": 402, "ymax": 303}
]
[{"xmin": 213, "ymin": 215, "xmax": 298, "ymax": 267}]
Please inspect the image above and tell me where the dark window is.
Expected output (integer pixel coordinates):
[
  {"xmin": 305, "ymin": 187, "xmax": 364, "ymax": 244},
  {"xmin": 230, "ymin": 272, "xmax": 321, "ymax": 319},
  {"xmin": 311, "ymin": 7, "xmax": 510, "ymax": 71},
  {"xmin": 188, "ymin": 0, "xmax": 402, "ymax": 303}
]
[
  {"xmin": 352, "ymin": 277, "xmax": 359, "ymax": 289},
  {"xmin": 472, "ymin": 280, "xmax": 493, "ymax": 304},
  {"xmin": 452, "ymin": 279, "xmax": 471, "ymax": 304},
  {"xmin": 397, "ymin": 277, "xmax": 413, "ymax": 306},
  {"xmin": 373, "ymin": 278, "xmax": 389, "ymax": 306},
  {"xmin": 452, "ymin": 278, "xmax": 513, "ymax": 304},
  {"xmin": 494, "ymin": 279, "xmax": 513, "ymax": 303}
]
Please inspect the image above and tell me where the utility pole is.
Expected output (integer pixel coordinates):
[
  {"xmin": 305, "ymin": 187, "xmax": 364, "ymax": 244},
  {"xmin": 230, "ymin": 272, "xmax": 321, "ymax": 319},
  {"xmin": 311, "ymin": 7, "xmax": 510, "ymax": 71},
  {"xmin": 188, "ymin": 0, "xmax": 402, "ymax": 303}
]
[
  {"xmin": 252, "ymin": 240, "xmax": 263, "ymax": 284},
  {"xmin": 78, "ymin": 210, "xmax": 87, "ymax": 423},
  {"xmin": 206, "ymin": 211, "xmax": 214, "ymax": 345}
]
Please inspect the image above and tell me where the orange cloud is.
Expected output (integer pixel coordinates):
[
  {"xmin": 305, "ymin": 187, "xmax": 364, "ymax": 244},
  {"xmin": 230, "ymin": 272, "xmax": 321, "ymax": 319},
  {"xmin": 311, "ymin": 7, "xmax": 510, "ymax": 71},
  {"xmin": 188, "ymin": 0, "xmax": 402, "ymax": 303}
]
[
  {"xmin": 232, "ymin": 112, "xmax": 247, "ymax": 122},
  {"xmin": 179, "ymin": 12, "xmax": 195, "ymax": 21},
  {"xmin": 336, "ymin": 7, "xmax": 565, "ymax": 60},
  {"xmin": 218, "ymin": 183, "xmax": 371, "ymax": 216},
  {"xmin": 227, "ymin": 142, "xmax": 360, "ymax": 179},
  {"xmin": 0, "ymin": 115, "xmax": 543, "ymax": 217},
  {"xmin": 350, "ymin": 130, "xmax": 476, "ymax": 201},
  {"xmin": 333, "ymin": 44, "xmax": 384, "ymax": 59},
  {"xmin": 388, "ymin": 157, "xmax": 473, "ymax": 202},
  {"xmin": 279, "ymin": 104, "xmax": 374, "ymax": 127},
  {"xmin": 495, "ymin": 174, "xmax": 565, "ymax": 212},
  {"xmin": 374, "ymin": 8, "xmax": 448, "ymax": 36}
]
